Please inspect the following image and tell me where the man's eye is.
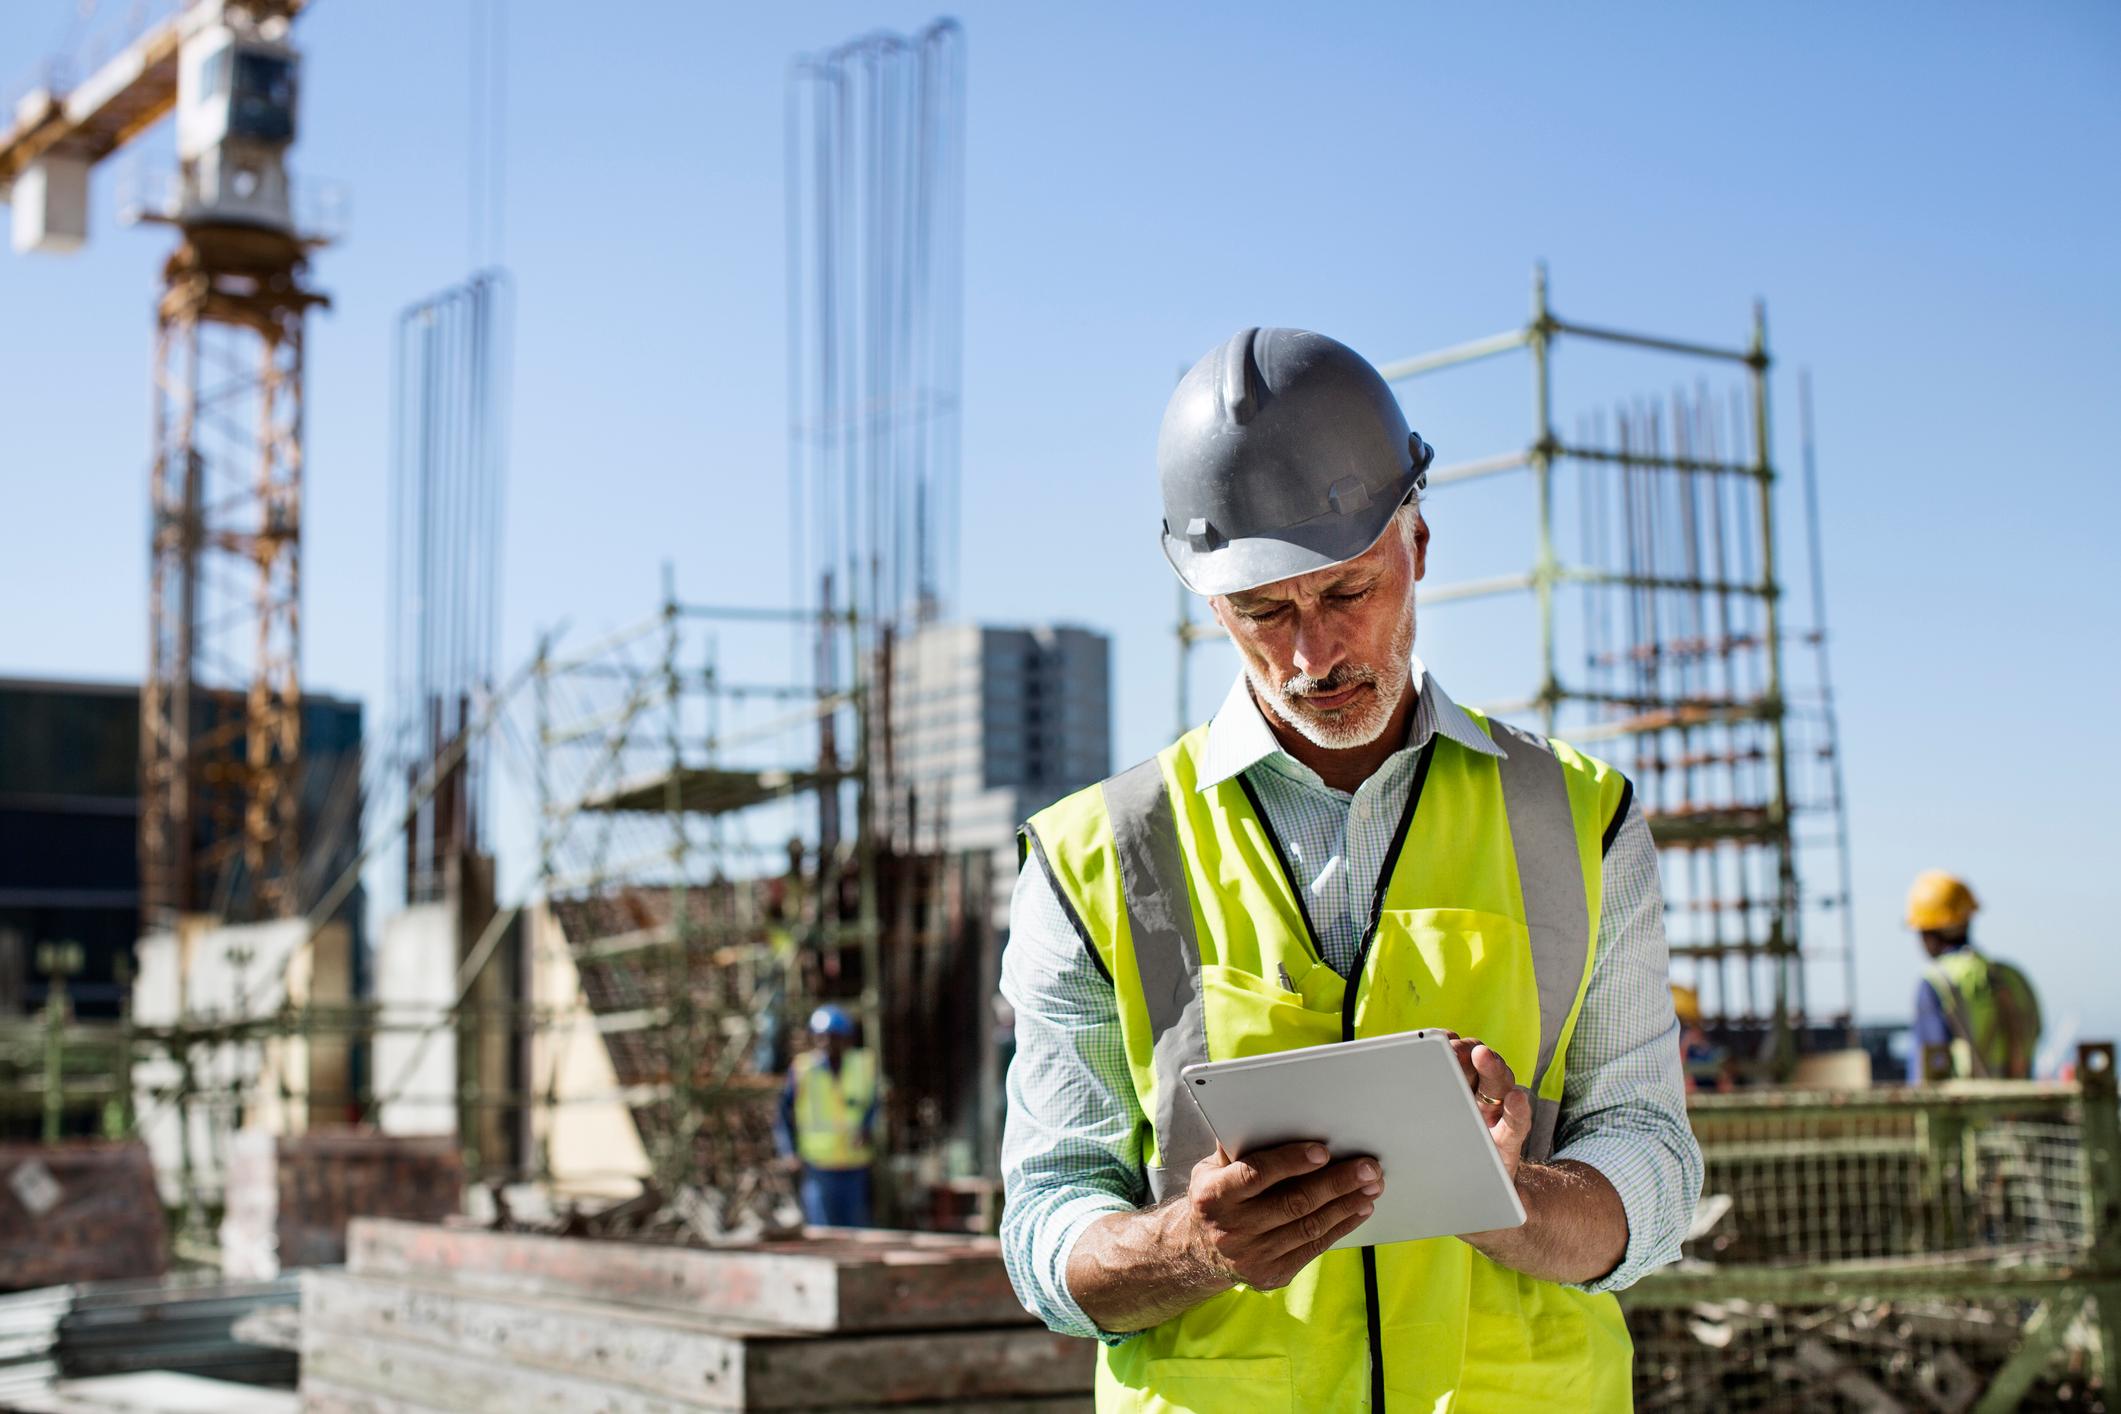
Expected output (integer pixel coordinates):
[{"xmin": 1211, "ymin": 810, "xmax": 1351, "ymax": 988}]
[
  {"xmin": 1329, "ymin": 589, "xmax": 1370, "ymax": 605},
  {"xmin": 1242, "ymin": 605, "xmax": 1288, "ymax": 623}
]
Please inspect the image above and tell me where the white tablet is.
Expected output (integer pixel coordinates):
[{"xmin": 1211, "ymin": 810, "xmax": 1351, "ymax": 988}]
[{"xmin": 1180, "ymin": 1030, "xmax": 1527, "ymax": 1250}]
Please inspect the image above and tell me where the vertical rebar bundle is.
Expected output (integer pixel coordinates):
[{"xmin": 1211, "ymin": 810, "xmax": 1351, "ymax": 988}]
[
  {"xmin": 388, "ymin": 271, "xmax": 512, "ymax": 904},
  {"xmin": 1577, "ymin": 381, "xmax": 1804, "ymax": 1045},
  {"xmin": 785, "ymin": 19, "xmax": 967, "ymax": 646},
  {"xmin": 785, "ymin": 20, "xmax": 968, "ymax": 1076}
]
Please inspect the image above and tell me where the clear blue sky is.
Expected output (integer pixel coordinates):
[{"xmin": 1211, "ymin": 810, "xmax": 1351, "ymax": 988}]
[{"xmin": 1, "ymin": 2, "xmax": 2115, "ymax": 1043}]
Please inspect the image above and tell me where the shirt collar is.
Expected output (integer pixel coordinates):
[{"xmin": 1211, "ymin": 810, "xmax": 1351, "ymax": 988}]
[{"xmin": 1195, "ymin": 655, "xmax": 1505, "ymax": 793}]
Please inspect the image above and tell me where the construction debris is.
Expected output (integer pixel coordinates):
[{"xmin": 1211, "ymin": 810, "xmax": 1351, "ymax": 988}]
[{"xmin": 483, "ymin": 1179, "xmax": 799, "ymax": 1248}]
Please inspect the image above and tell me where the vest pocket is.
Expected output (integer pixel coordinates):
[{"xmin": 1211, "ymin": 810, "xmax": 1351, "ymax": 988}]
[
  {"xmin": 1140, "ymin": 1355, "xmax": 1293, "ymax": 1414},
  {"xmin": 1359, "ymin": 909, "xmax": 1538, "ymax": 1072},
  {"xmin": 1199, "ymin": 963, "xmax": 1344, "ymax": 1059}
]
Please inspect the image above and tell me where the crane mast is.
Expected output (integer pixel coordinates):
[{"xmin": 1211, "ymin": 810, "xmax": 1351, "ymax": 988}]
[{"xmin": 0, "ymin": 0, "xmax": 323, "ymax": 923}]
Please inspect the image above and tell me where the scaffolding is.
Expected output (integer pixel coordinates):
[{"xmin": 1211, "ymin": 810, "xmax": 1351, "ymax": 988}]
[
  {"xmin": 530, "ymin": 581, "xmax": 865, "ymax": 1199},
  {"xmin": 1178, "ymin": 269, "xmax": 1855, "ymax": 1070},
  {"xmin": 529, "ymin": 574, "xmax": 1004, "ymax": 1221},
  {"xmin": 9, "ymin": 566, "xmax": 1005, "ymax": 1245}
]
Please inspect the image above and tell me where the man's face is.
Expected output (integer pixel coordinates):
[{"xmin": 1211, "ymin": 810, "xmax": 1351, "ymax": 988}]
[{"xmin": 1210, "ymin": 510, "xmax": 1429, "ymax": 750}]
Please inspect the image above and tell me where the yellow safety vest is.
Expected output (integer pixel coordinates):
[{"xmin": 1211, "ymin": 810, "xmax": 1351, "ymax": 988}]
[
  {"xmin": 793, "ymin": 1047, "xmax": 876, "ymax": 1170},
  {"xmin": 1022, "ymin": 710, "xmax": 1634, "ymax": 1412},
  {"xmin": 1925, "ymin": 948, "xmax": 2041, "ymax": 1080}
]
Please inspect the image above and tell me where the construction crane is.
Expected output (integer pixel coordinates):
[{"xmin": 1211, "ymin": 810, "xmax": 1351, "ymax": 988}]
[{"xmin": 0, "ymin": 0, "xmax": 324, "ymax": 924}]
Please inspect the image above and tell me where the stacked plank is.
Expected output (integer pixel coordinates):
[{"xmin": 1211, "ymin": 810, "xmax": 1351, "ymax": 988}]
[
  {"xmin": 0, "ymin": 1283, "xmax": 69, "ymax": 1401},
  {"xmin": 0, "ymin": 1143, "xmax": 164, "ymax": 1291},
  {"xmin": 300, "ymin": 1219, "xmax": 1092, "ymax": 1412},
  {"xmin": 54, "ymin": 1273, "xmax": 299, "ymax": 1386},
  {"xmin": 221, "ymin": 1132, "xmax": 465, "ymax": 1279},
  {"xmin": 0, "ymin": 1272, "xmax": 299, "ymax": 1400}
]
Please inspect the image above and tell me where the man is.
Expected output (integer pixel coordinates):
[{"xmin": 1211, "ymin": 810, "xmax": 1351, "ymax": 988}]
[
  {"xmin": 1904, "ymin": 870, "xmax": 2041, "ymax": 1081},
  {"xmin": 1672, "ymin": 984, "xmax": 1732, "ymax": 1094},
  {"xmin": 1000, "ymin": 328, "xmax": 1702, "ymax": 1410},
  {"xmin": 774, "ymin": 1004, "xmax": 877, "ymax": 1226}
]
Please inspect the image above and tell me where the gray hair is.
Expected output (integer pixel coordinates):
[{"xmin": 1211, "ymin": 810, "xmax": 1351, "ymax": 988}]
[{"xmin": 1392, "ymin": 493, "xmax": 1424, "ymax": 554}]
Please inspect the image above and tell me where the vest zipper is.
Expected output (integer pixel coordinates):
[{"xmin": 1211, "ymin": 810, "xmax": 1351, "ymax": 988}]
[{"xmin": 1339, "ymin": 739, "xmax": 1436, "ymax": 1412}]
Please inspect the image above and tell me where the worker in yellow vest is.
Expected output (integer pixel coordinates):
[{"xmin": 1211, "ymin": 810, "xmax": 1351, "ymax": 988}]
[
  {"xmin": 774, "ymin": 1005, "xmax": 877, "ymax": 1226},
  {"xmin": 1904, "ymin": 870, "xmax": 2042, "ymax": 1080},
  {"xmin": 999, "ymin": 329, "xmax": 1702, "ymax": 1410}
]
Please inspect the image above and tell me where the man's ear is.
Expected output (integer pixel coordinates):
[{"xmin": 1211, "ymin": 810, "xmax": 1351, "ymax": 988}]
[{"xmin": 1411, "ymin": 512, "xmax": 1431, "ymax": 582}]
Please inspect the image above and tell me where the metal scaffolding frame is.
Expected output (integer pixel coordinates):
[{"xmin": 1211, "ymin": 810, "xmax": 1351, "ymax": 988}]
[
  {"xmin": 1175, "ymin": 269, "xmax": 1854, "ymax": 1071},
  {"xmin": 526, "ymin": 573, "xmax": 1002, "ymax": 1218}
]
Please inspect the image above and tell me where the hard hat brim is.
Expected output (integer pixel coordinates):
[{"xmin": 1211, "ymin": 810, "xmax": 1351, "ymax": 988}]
[{"xmin": 1161, "ymin": 469, "xmax": 1417, "ymax": 598}]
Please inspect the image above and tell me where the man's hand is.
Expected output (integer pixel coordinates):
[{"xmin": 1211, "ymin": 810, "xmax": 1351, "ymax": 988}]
[
  {"xmin": 1437, "ymin": 1031, "xmax": 1631, "ymax": 1285},
  {"xmin": 1065, "ymin": 1140, "xmax": 1380, "ymax": 1332},
  {"xmin": 1181, "ymin": 1141, "xmax": 1381, "ymax": 1290},
  {"xmin": 1439, "ymin": 1033, "xmax": 1532, "ymax": 1183}
]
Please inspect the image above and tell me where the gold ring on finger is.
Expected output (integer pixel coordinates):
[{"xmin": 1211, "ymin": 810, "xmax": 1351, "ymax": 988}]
[{"xmin": 1475, "ymin": 1090, "xmax": 1504, "ymax": 1107}]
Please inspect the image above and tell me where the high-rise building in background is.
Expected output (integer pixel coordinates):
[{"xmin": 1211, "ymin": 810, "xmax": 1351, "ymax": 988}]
[
  {"xmin": 885, "ymin": 623, "xmax": 1111, "ymax": 882},
  {"xmin": 0, "ymin": 677, "xmax": 365, "ymax": 1024}
]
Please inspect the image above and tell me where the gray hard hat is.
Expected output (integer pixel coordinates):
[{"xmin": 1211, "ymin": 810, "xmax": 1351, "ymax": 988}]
[{"xmin": 1158, "ymin": 327, "xmax": 1434, "ymax": 597}]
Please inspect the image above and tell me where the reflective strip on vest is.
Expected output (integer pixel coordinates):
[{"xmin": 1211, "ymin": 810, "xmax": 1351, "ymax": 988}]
[
  {"xmin": 1108, "ymin": 724, "xmax": 1593, "ymax": 1184},
  {"xmin": 1104, "ymin": 756, "xmax": 1216, "ymax": 1202},
  {"xmin": 1489, "ymin": 720, "xmax": 1591, "ymax": 1163},
  {"xmin": 1925, "ymin": 955, "xmax": 1996, "ymax": 1080}
]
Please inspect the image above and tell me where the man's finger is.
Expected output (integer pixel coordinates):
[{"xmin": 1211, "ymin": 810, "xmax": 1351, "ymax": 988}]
[
  {"xmin": 1251, "ymin": 1157, "xmax": 1380, "ymax": 1233},
  {"xmin": 1489, "ymin": 1085, "xmax": 1531, "ymax": 1167},
  {"xmin": 1269, "ymin": 1206, "xmax": 1377, "ymax": 1283},
  {"xmin": 1262, "ymin": 1181, "xmax": 1379, "ymax": 1256},
  {"xmin": 1447, "ymin": 1037, "xmax": 1482, "ymax": 1092},
  {"xmin": 1210, "ymin": 1139, "xmax": 1331, "ymax": 1200},
  {"xmin": 1469, "ymin": 1043, "xmax": 1515, "ymax": 1101}
]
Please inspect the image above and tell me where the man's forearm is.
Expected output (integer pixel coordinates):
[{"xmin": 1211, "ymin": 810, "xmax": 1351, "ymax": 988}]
[
  {"xmin": 1065, "ymin": 1199, "xmax": 1231, "ymax": 1333},
  {"xmin": 1062, "ymin": 1154, "xmax": 1620, "ymax": 1335},
  {"xmin": 1464, "ymin": 1159, "xmax": 1628, "ymax": 1285}
]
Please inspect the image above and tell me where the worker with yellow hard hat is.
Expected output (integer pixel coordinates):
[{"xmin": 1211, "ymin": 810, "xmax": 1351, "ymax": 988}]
[
  {"xmin": 1670, "ymin": 984, "xmax": 1732, "ymax": 1092},
  {"xmin": 1904, "ymin": 870, "xmax": 2041, "ymax": 1081}
]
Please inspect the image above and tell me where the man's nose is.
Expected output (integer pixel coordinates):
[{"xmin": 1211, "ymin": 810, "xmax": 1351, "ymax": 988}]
[{"xmin": 1289, "ymin": 616, "xmax": 1344, "ymax": 682}]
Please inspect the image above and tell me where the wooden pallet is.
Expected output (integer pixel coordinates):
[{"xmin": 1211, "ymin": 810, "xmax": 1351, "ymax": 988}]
[
  {"xmin": 299, "ymin": 1221, "xmax": 1093, "ymax": 1411},
  {"xmin": 345, "ymin": 1220, "xmax": 1032, "ymax": 1333}
]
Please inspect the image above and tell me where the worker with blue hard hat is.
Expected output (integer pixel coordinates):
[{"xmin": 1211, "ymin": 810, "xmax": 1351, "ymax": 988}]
[{"xmin": 773, "ymin": 1003, "xmax": 878, "ymax": 1226}]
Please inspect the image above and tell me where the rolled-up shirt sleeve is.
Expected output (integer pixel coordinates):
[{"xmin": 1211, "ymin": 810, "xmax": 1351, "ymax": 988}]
[
  {"xmin": 998, "ymin": 851, "xmax": 1150, "ymax": 1340},
  {"xmin": 1552, "ymin": 798, "xmax": 1705, "ymax": 1292}
]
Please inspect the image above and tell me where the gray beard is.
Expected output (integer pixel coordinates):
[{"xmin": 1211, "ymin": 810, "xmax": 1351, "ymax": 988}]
[{"xmin": 1245, "ymin": 600, "xmax": 1417, "ymax": 751}]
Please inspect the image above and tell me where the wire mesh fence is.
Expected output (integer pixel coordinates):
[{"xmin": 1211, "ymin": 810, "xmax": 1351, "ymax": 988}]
[{"xmin": 1625, "ymin": 1045, "xmax": 2121, "ymax": 1411}]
